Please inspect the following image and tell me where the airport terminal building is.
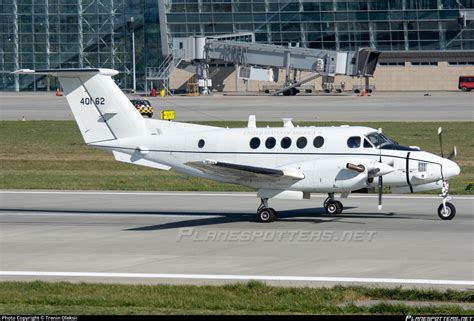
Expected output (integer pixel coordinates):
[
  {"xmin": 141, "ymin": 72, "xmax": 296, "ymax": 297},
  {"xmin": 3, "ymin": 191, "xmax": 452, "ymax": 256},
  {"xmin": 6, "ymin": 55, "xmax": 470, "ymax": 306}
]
[{"xmin": 1, "ymin": 0, "xmax": 474, "ymax": 91}]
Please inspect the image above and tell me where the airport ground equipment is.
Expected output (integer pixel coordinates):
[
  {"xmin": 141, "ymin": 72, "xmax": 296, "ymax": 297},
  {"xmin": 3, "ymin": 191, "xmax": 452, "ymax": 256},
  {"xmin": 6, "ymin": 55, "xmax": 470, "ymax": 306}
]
[
  {"xmin": 163, "ymin": 33, "xmax": 380, "ymax": 95},
  {"xmin": 130, "ymin": 99, "xmax": 153, "ymax": 118}
]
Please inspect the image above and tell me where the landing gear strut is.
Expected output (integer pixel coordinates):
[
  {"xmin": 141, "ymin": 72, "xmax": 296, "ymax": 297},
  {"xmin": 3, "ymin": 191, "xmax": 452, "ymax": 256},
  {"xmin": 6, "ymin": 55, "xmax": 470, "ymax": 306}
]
[
  {"xmin": 324, "ymin": 193, "xmax": 343, "ymax": 214},
  {"xmin": 257, "ymin": 198, "xmax": 277, "ymax": 223},
  {"xmin": 438, "ymin": 180, "xmax": 456, "ymax": 220}
]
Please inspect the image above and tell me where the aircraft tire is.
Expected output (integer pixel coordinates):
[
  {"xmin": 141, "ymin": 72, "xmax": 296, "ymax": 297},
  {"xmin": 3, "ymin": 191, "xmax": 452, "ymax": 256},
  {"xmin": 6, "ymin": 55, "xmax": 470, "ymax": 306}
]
[
  {"xmin": 335, "ymin": 201, "xmax": 343, "ymax": 214},
  {"xmin": 438, "ymin": 202, "xmax": 456, "ymax": 220},
  {"xmin": 268, "ymin": 208, "xmax": 278, "ymax": 222},
  {"xmin": 257, "ymin": 208, "xmax": 276, "ymax": 223},
  {"xmin": 325, "ymin": 201, "xmax": 341, "ymax": 215}
]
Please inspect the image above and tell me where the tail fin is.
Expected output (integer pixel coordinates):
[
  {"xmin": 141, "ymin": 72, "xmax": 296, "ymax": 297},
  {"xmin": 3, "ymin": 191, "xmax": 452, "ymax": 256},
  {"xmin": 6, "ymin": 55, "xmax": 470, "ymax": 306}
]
[{"xmin": 14, "ymin": 68, "xmax": 147, "ymax": 144}]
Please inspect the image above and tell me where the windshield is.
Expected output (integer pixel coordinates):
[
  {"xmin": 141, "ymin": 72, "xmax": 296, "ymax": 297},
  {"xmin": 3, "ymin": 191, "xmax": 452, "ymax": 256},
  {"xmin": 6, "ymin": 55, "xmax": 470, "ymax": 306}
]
[
  {"xmin": 365, "ymin": 132, "xmax": 419, "ymax": 151},
  {"xmin": 365, "ymin": 132, "xmax": 396, "ymax": 148}
]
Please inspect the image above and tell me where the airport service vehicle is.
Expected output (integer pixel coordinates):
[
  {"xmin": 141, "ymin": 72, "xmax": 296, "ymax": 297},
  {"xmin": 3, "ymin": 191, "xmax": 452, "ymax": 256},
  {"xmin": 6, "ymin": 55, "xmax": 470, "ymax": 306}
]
[
  {"xmin": 458, "ymin": 76, "xmax": 474, "ymax": 91},
  {"xmin": 15, "ymin": 68, "xmax": 461, "ymax": 222},
  {"xmin": 130, "ymin": 99, "xmax": 154, "ymax": 118}
]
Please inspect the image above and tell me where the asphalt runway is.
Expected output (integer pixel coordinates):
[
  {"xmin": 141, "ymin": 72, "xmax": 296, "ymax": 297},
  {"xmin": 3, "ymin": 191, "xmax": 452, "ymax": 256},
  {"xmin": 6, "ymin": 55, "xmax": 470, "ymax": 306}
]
[
  {"xmin": 1, "ymin": 91, "xmax": 473, "ymax": 121},
  {"xmin": 1, "ymin": 190, "xmax": 473, "ymax": 289}
]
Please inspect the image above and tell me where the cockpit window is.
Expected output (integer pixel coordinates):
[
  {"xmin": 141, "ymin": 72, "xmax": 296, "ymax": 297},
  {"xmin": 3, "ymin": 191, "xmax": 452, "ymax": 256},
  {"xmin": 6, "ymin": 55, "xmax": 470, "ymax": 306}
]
[
  {"xmin": 366, "ymin": 132, "xmax": 396, "ymax": 148},
  {"xmin": 365, "ymin": 132, "xmax": 419, "ymax": 151},
  {"xmin": 363, "ymin": 139, "xmax": 373, "ymax": 148}
]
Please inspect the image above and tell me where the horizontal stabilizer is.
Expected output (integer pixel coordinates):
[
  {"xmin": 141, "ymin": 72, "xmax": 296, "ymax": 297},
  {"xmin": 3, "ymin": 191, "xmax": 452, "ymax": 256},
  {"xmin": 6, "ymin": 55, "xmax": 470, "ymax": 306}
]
[{"xmin": 113, "ymin": 150, "xmax": 171, "ymax": 171}]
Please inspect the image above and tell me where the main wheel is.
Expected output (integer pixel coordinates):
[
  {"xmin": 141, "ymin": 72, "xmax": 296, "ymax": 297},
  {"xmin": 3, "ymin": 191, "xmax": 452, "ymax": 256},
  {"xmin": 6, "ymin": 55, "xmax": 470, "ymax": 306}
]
[
  {"xmin": 268, "ymin": 208, "xmax": 277, "ymax": 222},
  {"xmin": 325, "ymin": 201, "xmax": 341, "ymax": 215},
  {"xmin": 334, "ymin": 201, "xmax": 343, "ymax": 214},
  {"xmin": 438, "ymin": 202, "xmax": 456, "ymax": 220},
  {"xmin": 257, "ymin": 208, "xmax": 276, "ymax": 223}
]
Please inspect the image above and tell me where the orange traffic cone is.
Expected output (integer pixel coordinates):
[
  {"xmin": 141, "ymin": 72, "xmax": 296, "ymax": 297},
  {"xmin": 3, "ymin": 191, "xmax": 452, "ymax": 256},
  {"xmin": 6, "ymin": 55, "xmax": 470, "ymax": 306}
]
[
  {"xmin": 361, "ymin": 88, "xmax": 366, "ymax": 97},
  {"xmin": 55, "ymin": 88, "xmax": 62, "ymax": 96}
]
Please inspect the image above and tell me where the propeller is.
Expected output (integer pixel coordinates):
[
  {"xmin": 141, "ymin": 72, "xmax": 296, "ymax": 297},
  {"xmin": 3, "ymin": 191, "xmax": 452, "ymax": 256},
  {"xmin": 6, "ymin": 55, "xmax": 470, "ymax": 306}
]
[
  {"xmin": 378, "ymin": 176, "xmax": 383, "ymax": 211},
  {"xmin": 447, "ymin": 146, "xmax": 457, "ymax": 160},
  {"xmin": 437, "ymin": 127, "xmax": 444, "ymax": 158},
  {"xmin": 437, "ymin": 127, "xmax": 458, "ymax": 160},
  {"xmin": 377, "ymin": 152, "xmax": 384, "ymax": 211},
  {"xmin": 378, "ymin": 149, "xmax": 383, "ymax": 211}
]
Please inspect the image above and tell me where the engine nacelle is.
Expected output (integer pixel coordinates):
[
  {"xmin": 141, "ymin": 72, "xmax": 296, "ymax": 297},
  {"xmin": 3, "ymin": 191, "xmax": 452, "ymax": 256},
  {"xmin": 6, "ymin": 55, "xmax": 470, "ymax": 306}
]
[{"xmin": 313, "ymin": 157, "xmax": 390, "ymax": 192}]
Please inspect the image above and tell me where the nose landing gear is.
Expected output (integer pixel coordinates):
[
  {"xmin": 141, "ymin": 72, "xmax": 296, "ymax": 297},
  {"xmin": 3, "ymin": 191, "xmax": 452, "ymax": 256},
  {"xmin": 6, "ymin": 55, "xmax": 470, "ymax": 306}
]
[
  {"xmin": 438, "ymin": 180, "xmax": 456, "ymax": 220},
  {"xmin": 257, "ymin": 198, "xmax": 277, "ymax": 223}
]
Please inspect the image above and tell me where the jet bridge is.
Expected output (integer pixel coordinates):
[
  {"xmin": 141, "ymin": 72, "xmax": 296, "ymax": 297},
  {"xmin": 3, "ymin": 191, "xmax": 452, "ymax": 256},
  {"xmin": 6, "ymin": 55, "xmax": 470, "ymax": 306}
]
[{"xmin": 172, "ymin": 34, "xmax": 380, "ymax": 95}]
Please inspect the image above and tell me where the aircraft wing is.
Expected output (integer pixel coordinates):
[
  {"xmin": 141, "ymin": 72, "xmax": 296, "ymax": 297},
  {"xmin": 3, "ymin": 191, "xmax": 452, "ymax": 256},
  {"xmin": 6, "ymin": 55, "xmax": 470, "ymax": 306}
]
[{"xmin": 185, "ymin": 160, "xmax": 305, "ymax": 182}]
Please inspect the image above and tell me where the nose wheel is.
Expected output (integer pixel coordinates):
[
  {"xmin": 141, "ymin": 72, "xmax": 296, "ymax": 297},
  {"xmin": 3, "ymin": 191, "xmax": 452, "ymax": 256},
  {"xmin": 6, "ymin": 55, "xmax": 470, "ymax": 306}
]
[
  {"xmin": 438, "ymin": 180, "xmax": 456, "ymax": 220},
  {"xmin": 324, "ymin": 193, "xmax": 343, "ymax": 214},
  {"xmin": 257, "ymin": 198, "xmax": 277, "ymax": 223}
]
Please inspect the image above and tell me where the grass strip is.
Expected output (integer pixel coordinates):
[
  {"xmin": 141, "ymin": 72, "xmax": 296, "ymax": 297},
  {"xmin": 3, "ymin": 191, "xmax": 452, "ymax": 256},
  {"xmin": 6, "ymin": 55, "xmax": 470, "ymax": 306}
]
[{"xmin": 0, "ymin": 281, "xmax": 472, "ymax": 315}]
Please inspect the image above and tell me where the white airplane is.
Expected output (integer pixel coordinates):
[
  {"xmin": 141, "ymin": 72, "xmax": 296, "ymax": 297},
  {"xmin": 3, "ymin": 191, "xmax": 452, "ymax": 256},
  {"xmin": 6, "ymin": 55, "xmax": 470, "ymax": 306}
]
[{"xmin": 15, "ymin": 68, "xmax": 461, "ymax": 222}]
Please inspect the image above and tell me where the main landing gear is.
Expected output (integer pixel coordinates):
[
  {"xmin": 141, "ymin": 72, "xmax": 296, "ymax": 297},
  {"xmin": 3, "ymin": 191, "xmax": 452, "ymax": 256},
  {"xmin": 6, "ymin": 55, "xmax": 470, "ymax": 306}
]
[
  {"xmin": 256, "ymin": 194, "xmax": 346, "ymax": 223},
  {"xmin": 257, "ymin": 198, "xmax": 278, "ymax": 223},
  {"xmin": 438, "ymin": 180, "xmax": 456, "ymax": 220},
  {"xmin": 324, "ymin": 193, "xmax": 343, "ymax": 214}
]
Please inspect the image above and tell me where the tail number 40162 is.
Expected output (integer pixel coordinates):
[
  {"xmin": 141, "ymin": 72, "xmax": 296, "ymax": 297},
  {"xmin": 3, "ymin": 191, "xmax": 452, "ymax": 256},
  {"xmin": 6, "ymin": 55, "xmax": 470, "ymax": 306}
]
[{"xmin": 80, "ymin": 97, "xmax": 105, "ymax": 105}]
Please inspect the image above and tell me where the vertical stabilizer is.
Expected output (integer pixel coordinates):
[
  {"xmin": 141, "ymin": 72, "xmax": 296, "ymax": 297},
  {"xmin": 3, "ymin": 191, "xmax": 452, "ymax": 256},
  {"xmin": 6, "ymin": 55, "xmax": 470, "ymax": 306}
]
[{"xmin": 14, "ymin": 68, "xmax": 147, "ymax": 144}]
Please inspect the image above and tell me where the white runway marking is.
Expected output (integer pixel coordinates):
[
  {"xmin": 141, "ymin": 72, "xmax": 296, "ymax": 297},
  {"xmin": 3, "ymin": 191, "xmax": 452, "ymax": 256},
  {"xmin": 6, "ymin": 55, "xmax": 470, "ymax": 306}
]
[
  {"xmin": 1, "ymin": 271, "xmax": 473, "ymax": 286},
  {"xmin": 1, "ymin": 190, "xmax": 473, "ymax": 200},
  {"xmin": 0, "ymin": 191, "xmax": 255, "ymax": 197}
]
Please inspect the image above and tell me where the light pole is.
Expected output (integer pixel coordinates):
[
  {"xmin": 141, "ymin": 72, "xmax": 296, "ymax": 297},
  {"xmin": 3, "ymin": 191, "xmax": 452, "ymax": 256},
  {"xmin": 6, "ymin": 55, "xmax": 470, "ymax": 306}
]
[{"xmin": 127, "ymin": 17, "xmax": 136, "ymax": 93}]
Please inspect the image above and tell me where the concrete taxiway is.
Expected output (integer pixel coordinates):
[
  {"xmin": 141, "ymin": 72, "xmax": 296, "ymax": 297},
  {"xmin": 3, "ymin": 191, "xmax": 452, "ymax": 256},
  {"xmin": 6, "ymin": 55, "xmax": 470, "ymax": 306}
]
[
  {"xmin": 0, "ymin": 190, "xmax": 473, "ymax": 288},
  {"xmin": 1, "ymin": 91, "xmax": 473, "ymax": 121}
]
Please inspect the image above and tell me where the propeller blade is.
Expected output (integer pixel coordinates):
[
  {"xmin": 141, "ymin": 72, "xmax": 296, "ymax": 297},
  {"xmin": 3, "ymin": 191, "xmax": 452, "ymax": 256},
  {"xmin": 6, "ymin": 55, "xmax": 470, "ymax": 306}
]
[
  {"xmin": 368, "ymin": 162, "xmax": 395, "ymax": 178},
  {"xmin": 447, "ymin": 146, "xmax": 457, "ymax": 160},
  {"xmin": 437, "ymin": 126, "xmax": 444, "ymax": 158},
  {"xmin": 378, "ymin": 176, "xmax": 383, "ymax": 211}
]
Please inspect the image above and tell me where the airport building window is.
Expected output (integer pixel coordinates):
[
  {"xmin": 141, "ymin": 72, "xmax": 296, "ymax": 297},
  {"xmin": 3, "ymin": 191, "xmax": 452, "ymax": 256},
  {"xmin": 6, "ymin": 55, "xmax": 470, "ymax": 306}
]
[
  {"xmin": 265, "ymin": 137, "xmax": 276, "ymax": 149},
  {"xmin": 198, "ymin": 139, "xmax": 205, "ymax": 148},
  {"xmin": 448, "ymin": 61, "xmax": 474, "ymax": 66},
  {"xmin": 313, "ymin": 136, "xmax": 324, "ymax": 148},
  {"xmin": 347, "ymin": 136, "xmax": 361, "ymax": 148},
  {"xmin": 411, "ymin": 61, "xmax": 438, "ymax": 66},
  {"xmin": 250, "ymin": 137, "xmax": 261, "ymax": 149},
  {"xmin": 281, "ymin": 137, "xmax": 292, "ymax": 149},
  {"xmin": 296, "ymin": 137, "xmax": 307, "ymax": 149},
  {"xmin": 378, "ymin": 62, "xmax": 405, "ymax": 67}
]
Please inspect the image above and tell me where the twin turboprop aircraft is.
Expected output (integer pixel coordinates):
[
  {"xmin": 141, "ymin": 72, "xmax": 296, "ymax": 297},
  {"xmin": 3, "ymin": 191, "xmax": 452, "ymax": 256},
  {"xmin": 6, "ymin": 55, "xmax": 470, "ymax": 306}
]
[{"xmin": 15, "ymin": 68, "xmax": 461, "ymax": 222}]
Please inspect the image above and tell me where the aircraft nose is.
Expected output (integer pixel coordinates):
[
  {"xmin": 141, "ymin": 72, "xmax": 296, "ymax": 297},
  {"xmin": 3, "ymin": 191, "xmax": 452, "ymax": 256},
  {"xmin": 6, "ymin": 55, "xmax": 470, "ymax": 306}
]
[{"xmin": 443, "ymin": 159, "xmax": 461, "ymax": 179}]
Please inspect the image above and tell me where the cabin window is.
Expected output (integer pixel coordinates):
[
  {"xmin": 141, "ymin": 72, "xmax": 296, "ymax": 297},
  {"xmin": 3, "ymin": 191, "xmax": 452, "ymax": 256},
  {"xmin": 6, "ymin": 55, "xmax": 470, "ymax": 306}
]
[
  {"xmin": 296, "ymin": 137, "xmax": 307, "ymax": 149},
  {"xmin": 250, "ymin": 137, "xmax": 260, "ymax": 149},
  {"xmin": 347, "ymin": 136, "xmax": 361, "ymax": 148},
  {"xmin": 281, "ymin": 137, "xmax": 292, "ymax": 149},
  {"xmin": 265, "ymin": 137, "xmax": 276, "ymax": 149},
  {"xmin": 363, "ymin": 139, "xmax": 373, "ymax": 148},
  {"xmin": 198, "ymin": 139, "xmax": 205, "ymax": 148},
  {"xmin": 313, "ymin": 136, "xmax": 324, "ymax": 148}
]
